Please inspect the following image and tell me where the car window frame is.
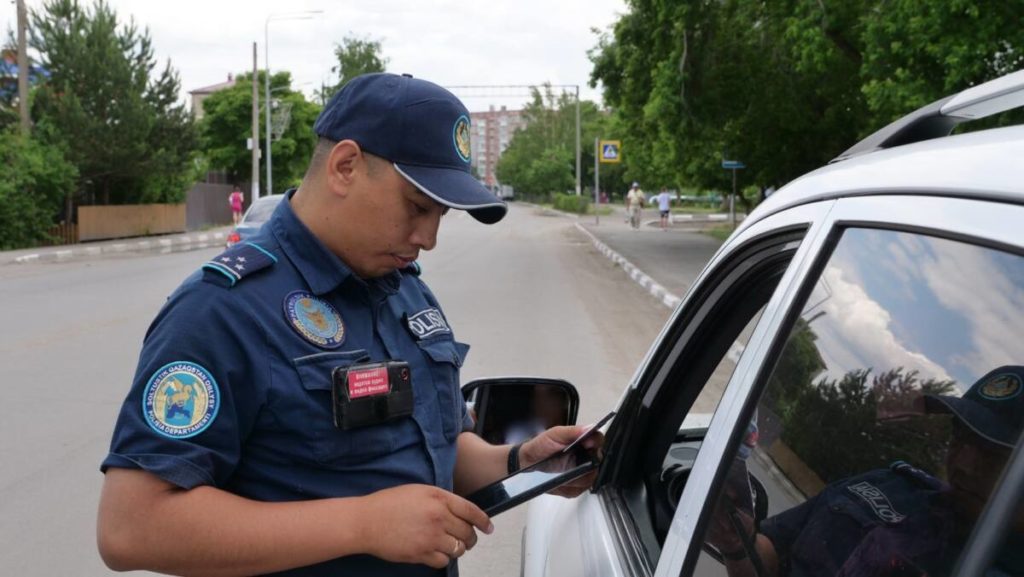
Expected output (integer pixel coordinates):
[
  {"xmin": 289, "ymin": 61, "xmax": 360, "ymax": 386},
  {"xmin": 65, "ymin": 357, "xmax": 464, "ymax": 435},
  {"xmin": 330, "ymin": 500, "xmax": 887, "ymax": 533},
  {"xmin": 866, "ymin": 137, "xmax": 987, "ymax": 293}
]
[
  {"xmin": 586, "ymin": 201, "xmax": 838, "ymax": 577},
  {"xmin": 662, "ymin": 193, "xmax": 1024, "ymax": 577}
]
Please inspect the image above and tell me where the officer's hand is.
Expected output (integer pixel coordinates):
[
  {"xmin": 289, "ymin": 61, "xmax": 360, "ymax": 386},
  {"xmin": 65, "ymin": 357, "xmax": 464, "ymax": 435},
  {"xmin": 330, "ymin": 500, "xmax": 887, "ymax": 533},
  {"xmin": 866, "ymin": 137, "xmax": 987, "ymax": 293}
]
[
  {"xmin": 520, "ymin": 425, "xmax": 605, "ymax": 498},
  {"xmin": 359, "ymin": 484, "xmax": 493, "ymax": 568}
]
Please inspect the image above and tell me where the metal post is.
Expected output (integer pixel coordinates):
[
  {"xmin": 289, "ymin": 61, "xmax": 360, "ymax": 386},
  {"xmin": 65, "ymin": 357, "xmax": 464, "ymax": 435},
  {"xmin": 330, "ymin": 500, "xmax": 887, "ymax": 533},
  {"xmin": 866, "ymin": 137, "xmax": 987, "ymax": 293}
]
[
  {"xmin": 730, "ymin": 168, "xmax": 737, "ymax": 227},
  {"xmin": 575, "ymin": 85, "xmax": 581, "ymax": 196},
  {"xmin": 16, "ymin": 0, "xmax": 30, "ymax": 134},
  {"xmin": 251, "ymin": 42, "xmax": 260, "ymax": 200},
  {"xmin": 594, "ymin": 137, "xmax": 600, "ymax": 225},
  {"xmin": 263, "ymin": 20, "xmax": 271, "ymax": 200}
]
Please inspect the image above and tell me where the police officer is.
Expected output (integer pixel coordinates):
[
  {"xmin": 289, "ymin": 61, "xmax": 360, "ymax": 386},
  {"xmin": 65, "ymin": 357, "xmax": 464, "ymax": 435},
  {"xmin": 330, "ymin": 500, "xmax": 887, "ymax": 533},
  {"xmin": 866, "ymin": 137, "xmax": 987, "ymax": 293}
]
[
  {"xmin": 96, "ymin": 73, "xmax": 600, "ymax": 576},
  {"xmin": 708, "ymin": 366, "xmax": 1024, "ymax": 577}
]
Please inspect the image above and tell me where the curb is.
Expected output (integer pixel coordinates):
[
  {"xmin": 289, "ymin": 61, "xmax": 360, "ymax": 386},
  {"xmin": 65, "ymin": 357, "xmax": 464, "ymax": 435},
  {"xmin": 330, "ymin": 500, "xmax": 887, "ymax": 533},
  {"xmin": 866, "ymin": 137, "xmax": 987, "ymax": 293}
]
[
  {"xmin": 12, "ymin": 231, "xmax": 227, "ymax": 264},
  {"xmin": 573, "ymin": 222, "xmax": 682, "ymax": 310}
]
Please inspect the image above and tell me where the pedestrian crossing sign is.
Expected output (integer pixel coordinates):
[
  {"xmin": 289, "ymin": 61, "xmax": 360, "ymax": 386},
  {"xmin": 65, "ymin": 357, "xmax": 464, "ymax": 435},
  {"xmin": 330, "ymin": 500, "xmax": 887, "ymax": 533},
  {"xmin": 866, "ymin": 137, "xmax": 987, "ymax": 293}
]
[{"xmin": 599, "ymin": 140, "xmax": 621, "ymax": 163}]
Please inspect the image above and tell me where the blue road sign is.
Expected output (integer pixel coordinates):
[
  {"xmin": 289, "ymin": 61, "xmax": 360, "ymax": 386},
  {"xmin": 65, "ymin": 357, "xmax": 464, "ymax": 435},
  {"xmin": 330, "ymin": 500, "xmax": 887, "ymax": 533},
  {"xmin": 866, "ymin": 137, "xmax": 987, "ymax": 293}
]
[{"xmin": 721, "ymin": 160, "xmax": 746, "ymax": 169}]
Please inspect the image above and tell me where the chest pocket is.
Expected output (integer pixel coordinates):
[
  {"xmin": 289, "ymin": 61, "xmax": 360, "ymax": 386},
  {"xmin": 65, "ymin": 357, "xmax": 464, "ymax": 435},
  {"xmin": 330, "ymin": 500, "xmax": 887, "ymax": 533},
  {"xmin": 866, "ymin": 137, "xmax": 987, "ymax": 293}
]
[
  {"xmin": 293, "ymin": 350, "xmax": 397, "ymax": 466},
  {"xmin": 416, "ymin": 338, "xmax": 469, "ymax": 442}
]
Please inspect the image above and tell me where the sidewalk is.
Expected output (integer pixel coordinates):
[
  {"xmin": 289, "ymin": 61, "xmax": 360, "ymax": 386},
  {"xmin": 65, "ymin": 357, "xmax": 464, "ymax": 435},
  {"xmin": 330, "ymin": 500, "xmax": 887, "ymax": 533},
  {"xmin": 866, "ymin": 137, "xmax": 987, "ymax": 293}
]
[
  {"xmin": 574, "ymin": 205, "xmax": 731, "ymax": 310},
  {"xmin": 1, "ymin": 226, "xmax": 232, "ymax": 265}
]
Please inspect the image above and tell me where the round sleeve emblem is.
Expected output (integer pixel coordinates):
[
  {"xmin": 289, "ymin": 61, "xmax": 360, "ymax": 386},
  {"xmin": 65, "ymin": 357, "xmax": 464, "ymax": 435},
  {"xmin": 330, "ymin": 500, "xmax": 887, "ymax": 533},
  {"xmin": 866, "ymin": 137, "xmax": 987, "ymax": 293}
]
[
  {"xmin": 283, "ymin": 291, "xmax": 346, "ymax": 348},
  {"xmin": 453, "ymin": 115, "xmax": 472, "ymax": 163},
  {"xmin": 142, "ymin": 362, "xmax": 220, "ymax": 439}
]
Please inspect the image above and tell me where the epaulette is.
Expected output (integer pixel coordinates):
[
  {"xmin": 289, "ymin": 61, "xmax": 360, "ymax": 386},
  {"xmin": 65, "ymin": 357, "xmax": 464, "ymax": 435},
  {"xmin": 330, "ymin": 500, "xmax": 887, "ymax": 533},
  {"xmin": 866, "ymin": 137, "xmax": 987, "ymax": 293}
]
[
  {"xmin": 890, "ymin": 460, "xmax": 944, "ymax": 491},
  {"xmin": 402, "ymin": 261, "xmax": 422, "ymax": 276},
  {"xmin": 202, "ymin": 241, "xmax": 277, "ymax": 288}
]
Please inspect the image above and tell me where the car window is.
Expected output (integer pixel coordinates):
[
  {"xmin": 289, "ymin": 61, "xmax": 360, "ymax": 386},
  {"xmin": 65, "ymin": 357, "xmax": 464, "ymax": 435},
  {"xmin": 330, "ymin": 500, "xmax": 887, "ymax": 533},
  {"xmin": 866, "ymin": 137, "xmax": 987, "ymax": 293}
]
[
  {"xmin": 243, "ymin": 197, "xmax": 281, "ymax": 224},
  {"xmin": 615, "ymin": 230, "xmax": 805, "ymax": 568},
  {"xmin": 694, "ymin": 227, "xmax": 1024, "ymax": 577}
]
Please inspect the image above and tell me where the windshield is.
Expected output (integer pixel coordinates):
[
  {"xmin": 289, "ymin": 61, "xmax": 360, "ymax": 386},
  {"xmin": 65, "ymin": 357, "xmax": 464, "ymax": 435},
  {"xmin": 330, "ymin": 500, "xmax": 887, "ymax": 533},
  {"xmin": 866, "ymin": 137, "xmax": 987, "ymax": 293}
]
[{"xmin": 243, "ymin": 198, "xmax": 282, "ymax": 225}]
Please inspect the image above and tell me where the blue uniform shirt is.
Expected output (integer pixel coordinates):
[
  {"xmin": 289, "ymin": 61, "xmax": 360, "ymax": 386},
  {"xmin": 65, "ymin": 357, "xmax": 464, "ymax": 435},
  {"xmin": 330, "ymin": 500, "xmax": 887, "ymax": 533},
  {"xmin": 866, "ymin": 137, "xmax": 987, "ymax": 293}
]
[
  {"xmin": 760, "ymin": 462, "xmax": 1024, "ymax": 577},
  {"xmin": 102, "ymin": 190, "xmax": 472, "ymax": 576}
]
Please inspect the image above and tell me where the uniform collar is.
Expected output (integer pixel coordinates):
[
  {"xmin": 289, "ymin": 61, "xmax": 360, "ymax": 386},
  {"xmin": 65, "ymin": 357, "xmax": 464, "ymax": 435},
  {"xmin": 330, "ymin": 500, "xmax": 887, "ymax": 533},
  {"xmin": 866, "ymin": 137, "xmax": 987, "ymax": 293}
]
[{"xmin": 270, "ymin": 188, "xmax": 401, "ymax": 297}]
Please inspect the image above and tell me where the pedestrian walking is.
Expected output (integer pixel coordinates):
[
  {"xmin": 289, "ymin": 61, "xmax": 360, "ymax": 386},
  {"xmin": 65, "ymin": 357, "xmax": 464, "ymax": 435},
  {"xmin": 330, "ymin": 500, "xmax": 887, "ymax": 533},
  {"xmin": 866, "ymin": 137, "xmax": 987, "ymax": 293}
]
[
  {"xmin": 229, "ymin": 185, "xmax": 244, "ymax": 225},
  {"xmin": 626, "ymin": 182, "xmax": 645, "ymax": 230},
  {"xmin": 656, "ymin": 187, "xmax": 672, "ymax": 231}
]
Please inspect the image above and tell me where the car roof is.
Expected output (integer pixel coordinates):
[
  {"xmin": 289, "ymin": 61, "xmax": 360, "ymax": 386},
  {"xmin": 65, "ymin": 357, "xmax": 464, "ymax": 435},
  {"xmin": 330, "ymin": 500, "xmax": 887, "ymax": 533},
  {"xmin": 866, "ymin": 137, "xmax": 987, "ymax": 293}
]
[{"xmin": 741, "ymin": 123, "xmax": 1024, "ymax": 233}]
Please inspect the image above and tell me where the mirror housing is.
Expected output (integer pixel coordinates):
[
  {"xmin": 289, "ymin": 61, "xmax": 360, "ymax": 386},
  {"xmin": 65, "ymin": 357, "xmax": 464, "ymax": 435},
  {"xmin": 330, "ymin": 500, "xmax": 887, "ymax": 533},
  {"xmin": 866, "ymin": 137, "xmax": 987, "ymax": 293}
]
[{"xmin": 462, "ymin": 378, "xmax": 579, "ymax": 445}]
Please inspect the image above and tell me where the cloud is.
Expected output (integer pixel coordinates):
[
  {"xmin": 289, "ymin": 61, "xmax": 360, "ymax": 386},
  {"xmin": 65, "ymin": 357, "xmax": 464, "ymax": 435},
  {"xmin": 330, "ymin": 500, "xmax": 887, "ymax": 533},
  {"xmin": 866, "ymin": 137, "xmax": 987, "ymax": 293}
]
[{"xmin": 6, "ymin": 0, "xmax": 625, "ymax": 108}]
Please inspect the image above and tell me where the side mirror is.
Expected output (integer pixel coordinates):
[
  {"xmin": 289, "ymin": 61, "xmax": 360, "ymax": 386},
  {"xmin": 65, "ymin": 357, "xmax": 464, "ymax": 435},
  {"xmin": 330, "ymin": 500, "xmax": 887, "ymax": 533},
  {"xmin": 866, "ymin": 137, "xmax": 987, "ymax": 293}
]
[{"xmin": 462, "ymin": 378, "xmax": 579, "ymax": 445}]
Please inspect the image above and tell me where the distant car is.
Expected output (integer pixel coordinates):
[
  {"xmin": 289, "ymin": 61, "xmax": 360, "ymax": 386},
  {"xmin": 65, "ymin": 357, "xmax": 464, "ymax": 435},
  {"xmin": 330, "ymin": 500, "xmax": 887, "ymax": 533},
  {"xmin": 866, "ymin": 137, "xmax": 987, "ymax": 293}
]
[
  {"xmin": 225, "ymin": 194, "xmax": 284, "ymax": 247},
  {"xmin": 467, "ymin": 69, "xmax": 1024, "ymax": 577}
]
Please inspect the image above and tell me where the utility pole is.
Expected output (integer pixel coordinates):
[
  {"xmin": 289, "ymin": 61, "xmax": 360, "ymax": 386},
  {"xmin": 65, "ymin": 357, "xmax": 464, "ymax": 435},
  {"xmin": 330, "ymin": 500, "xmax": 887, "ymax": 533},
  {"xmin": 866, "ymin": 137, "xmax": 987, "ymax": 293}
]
[
  {"xmin": 575, "ymin": 85, "xmax": 581, "ymax": 196},
  {"xmin": 251, "ymin": 42, "xmax": 260, "ymax": 201},
  {"xmin": 16, "ymin": 0, "xmax": 30, "ymax": 134}
]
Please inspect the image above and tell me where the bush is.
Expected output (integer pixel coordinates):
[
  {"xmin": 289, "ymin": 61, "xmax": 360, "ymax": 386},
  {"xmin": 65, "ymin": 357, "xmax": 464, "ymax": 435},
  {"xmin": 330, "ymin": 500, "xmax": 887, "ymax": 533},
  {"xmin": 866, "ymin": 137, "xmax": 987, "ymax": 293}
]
[
  {"xmin": 552, "ymin": 192, "xmax": 591, "ymax": 214},
  {"xmin": 0, "ymin": 130, "xmax": 78, "ymax": 249}
]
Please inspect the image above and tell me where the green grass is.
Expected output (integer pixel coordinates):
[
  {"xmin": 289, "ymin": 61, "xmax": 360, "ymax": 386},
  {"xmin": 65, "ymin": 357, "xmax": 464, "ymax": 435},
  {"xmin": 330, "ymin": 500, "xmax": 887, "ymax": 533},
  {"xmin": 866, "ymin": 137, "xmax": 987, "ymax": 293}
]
[
  {"xmin": 703, "ymin": 224, "xmax": 736, "ymax": 242},
  {"xmin": 587, "ymin": 205, "xmax": 615, "ymax": 216}
]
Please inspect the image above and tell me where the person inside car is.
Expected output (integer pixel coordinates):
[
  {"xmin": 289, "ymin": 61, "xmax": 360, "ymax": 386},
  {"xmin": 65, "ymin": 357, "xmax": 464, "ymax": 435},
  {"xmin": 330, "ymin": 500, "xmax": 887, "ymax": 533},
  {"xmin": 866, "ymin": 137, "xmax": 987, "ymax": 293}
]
[{"xmin": 707, "ymin": 365, "xmax": 1024, "ymax": 577}]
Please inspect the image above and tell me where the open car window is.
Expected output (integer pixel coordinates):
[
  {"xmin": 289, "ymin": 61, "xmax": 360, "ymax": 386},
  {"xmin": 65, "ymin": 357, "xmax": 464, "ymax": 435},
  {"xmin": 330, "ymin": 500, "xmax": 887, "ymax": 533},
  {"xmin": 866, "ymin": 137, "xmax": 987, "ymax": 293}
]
[
  {"xmin": 692, "ymin": 227, "xmax": 1024, "ymax": 577},
  {"xmin": 603, "ymin": 228, "xmax": 807, "ymax": 574}
]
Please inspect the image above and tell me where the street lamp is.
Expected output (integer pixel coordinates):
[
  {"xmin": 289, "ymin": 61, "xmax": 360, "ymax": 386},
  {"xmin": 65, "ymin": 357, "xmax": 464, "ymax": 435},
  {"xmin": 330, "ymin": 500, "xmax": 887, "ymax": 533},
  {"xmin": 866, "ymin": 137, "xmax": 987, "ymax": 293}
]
[{"xmin": 264, "ymin": 10, "xmax": 323, "ymax": 199}]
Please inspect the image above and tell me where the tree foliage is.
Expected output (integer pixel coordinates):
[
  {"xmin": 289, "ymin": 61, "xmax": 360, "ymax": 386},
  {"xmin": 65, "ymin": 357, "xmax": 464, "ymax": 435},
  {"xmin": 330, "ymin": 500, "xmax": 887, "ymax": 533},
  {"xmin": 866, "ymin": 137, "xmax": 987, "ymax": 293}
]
[
  {"xmin": 590, "ymin": 0, "xmax": 1024, "ymax": 208},
  {"xmin": 327, "ymin": 35, "xmax": 388, "ymax": 96},
  {"xmin": 0, "ymin": 129, "xmax": 77, "ymax": 249},
  {"xmin": 29, "ymin": 0, "xmax": 198, "ymax": 205},
  {"xmin": 496, "ymin": 86, "xmax": 626, "ymax": 200},
  {"xmin": 200, "ymin": 71, "xmax": 319, "ymax": 194}
]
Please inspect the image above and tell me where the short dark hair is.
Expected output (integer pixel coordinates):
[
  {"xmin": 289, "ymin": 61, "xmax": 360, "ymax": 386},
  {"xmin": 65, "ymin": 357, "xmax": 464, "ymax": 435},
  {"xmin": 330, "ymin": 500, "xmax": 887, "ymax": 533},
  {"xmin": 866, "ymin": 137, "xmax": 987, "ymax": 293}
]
[{"xmin": 306, "ymin": 137, "xmax": 388, "ymax": 178}]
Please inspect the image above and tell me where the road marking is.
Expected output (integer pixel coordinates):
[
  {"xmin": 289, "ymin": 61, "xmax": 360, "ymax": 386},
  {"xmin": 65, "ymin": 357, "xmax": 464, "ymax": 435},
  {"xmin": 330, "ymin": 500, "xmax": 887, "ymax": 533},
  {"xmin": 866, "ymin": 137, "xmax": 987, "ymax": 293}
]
[{"xmin": 574, "ymin": 222, "xmax": 681, "ymax": 311}]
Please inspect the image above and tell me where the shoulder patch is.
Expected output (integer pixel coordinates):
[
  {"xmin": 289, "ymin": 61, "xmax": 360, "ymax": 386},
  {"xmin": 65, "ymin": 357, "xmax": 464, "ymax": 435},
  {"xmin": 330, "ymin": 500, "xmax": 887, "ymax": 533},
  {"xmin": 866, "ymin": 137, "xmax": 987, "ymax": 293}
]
[
  {"xmin": 142, "ymin": 361, "xmax": 220, "ymax": 438},
  {"xmin": 202, "ymin": 242, "xmax": 277, "ymax": 287},
  {"xmin": 890, "ymin": 460, "xmax": 945, "ymax": 491}
]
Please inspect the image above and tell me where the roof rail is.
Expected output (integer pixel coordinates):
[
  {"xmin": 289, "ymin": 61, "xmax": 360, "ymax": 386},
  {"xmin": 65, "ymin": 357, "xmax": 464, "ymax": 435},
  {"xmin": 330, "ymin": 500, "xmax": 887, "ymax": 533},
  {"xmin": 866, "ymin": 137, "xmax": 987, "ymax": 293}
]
[{"xmin": 832, "ymin": 68, "xmax": 1024, "ymax": 163}]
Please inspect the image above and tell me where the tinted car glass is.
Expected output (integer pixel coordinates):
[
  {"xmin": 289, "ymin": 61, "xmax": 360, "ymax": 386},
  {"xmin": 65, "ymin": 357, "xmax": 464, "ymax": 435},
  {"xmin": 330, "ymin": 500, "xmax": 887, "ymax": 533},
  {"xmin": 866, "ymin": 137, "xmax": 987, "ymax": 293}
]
[{"xmin": 697, "ymin": 228, "xmax": 1024, "ymax": 577}]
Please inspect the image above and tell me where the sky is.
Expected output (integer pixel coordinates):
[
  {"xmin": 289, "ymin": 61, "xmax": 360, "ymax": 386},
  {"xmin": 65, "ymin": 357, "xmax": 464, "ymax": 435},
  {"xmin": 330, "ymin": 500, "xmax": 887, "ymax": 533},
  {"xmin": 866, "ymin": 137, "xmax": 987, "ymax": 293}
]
[{"xmin": 3, "ymin": 0, "xmax": 628, "ymax": 112}]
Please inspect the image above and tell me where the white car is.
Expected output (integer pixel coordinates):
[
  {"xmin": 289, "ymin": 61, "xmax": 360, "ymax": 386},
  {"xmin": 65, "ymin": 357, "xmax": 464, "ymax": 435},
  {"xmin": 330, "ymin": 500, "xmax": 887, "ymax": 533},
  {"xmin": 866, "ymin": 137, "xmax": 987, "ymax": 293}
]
[{"xmin": 497, "ymin": 69, "xmax": 1024, "ymax": 577}]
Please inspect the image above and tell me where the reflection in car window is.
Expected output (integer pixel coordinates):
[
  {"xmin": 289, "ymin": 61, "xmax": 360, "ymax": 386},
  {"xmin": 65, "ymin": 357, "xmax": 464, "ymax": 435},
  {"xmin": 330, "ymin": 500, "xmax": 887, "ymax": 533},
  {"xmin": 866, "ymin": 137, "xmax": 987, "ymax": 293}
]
[{"xmin": 698, "ymin": 228, "xmax": 1024, "ymax": 577}]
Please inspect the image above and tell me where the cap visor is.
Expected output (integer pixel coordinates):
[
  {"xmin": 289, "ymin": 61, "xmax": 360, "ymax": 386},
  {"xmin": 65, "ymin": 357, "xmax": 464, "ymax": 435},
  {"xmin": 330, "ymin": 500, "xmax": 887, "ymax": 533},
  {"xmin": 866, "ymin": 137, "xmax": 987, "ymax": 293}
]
[
  {"xmin": 394, "ymin": 163, "xmax": 507, "ymax": 224},
  {"xmin": 925, "ymin": 395, "xmax": 1015, "ymax": 449}
]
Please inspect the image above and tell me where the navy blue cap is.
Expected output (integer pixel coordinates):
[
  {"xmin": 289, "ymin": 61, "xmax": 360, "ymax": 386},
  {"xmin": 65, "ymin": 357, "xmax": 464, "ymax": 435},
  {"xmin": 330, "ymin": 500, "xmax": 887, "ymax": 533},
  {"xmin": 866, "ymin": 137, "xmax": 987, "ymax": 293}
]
[
  {"xmin": 926, "ymin": 365, "xmax": 1024, "ymax": 449},
  {"xmin": 314, "ymin": 73, "xmax": 507, "ymax": 224}
]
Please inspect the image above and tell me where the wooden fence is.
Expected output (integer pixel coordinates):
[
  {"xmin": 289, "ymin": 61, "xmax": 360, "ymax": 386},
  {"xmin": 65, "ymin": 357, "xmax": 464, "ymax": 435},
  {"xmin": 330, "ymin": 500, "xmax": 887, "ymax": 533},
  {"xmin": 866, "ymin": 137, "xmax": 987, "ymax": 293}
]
[
  {"xmin": 44, "ymin": 222, "xmax": 78, "ymax": 245},
  {"xmin": 78, "ymin": 204, "xmax": 186, "ymax": 242}
]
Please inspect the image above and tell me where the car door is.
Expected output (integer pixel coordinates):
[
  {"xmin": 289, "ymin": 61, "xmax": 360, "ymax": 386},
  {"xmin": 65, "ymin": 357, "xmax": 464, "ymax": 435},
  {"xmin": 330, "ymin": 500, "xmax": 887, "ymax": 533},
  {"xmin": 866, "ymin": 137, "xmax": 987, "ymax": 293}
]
[
  {"xmin": 524, "ymin": 199, "xmax": 838, "ymax": 577},
  {"xmin": 657, "ymin": 194, "xmax": 1024, "ymax": 577}
]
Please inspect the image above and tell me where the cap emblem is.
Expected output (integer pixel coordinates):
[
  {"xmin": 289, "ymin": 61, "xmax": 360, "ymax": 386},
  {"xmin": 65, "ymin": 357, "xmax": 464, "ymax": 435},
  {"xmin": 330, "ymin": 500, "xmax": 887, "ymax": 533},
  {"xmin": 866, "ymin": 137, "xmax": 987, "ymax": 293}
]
[
  {"xmin": 453, "ymin": 115, "xmax": 472, "ymax": 163},
  {"xmin": 979, "ymin": 372, "xmax": 1022, "ymax": 400}
]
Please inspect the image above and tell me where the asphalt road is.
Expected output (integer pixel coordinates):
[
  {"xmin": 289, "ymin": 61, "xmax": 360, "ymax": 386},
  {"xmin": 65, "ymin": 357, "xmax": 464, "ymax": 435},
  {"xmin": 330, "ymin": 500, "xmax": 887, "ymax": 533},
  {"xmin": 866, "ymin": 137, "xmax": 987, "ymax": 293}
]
[{"xmin": 0, "ymin": 202, "xmax": 719, "ymax": 576}]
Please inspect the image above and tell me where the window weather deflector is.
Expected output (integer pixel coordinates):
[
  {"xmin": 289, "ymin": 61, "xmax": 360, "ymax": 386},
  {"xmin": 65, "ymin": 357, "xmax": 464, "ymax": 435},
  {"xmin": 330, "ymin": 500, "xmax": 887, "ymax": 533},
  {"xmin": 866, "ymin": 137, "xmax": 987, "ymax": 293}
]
[{"xmin": 832, "ymin": 68, "xmax": 1024, "ymax": 163}]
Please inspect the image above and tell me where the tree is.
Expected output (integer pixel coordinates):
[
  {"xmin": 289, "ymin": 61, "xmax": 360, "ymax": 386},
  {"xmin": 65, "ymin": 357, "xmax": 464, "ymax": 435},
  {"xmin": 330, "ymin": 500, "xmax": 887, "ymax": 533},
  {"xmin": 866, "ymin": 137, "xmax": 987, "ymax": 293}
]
[
  {"xmin": 200, "ymin": 71, "xmax": 319, "ymax": 194},
  {"xmin": 0, "ymin": 128, "xmax": 77, "ymax": 249},
  {"xmin": 496, "ymin": 86, "xmax": 619, "ymax": 200},
  {"xmin": 327, "ymin": 35, "xmax": 388, "ymax": 97},
  {"xmin": 589, "ymin": 0, "xmax": 1024, "ymax": 211},
  {"xmin": 29, "ymin": 0, "xmax": 198, "ymax": 206}
]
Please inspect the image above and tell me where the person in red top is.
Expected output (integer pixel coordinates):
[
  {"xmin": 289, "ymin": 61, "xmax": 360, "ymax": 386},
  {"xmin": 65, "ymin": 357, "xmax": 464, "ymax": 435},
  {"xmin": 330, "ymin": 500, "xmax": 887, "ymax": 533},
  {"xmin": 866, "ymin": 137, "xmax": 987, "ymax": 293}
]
[{"xmin": 229, "ymin": 185, "xmax": 244, "ymax": 224}]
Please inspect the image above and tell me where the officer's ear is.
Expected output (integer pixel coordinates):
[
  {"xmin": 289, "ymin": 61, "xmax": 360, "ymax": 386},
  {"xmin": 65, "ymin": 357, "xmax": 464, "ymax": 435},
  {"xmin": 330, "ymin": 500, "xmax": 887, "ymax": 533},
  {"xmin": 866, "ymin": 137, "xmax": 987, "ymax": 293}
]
[{"xmin": 324, "ymin": 140, "xmax": 363, "ymax": 197}]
